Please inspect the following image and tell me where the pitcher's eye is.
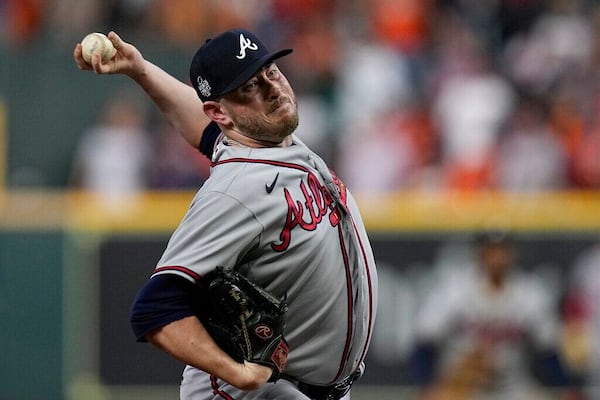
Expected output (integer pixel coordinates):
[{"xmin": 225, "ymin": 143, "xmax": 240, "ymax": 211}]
[
  {"xmin": 266, "ymin": 64, "xmax": 280, "ymax": 80},
  {"xmin": 242, "ymin": 79, "xmax": 259, "ymax": 93}
]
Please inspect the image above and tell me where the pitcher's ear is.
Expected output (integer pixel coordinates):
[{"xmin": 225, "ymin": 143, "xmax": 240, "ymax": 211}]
[{"xmin": 203, "ymin": 101, "xmax": 232, "ymax": 126}]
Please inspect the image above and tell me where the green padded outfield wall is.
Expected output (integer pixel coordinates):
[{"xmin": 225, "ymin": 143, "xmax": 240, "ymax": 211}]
[
  {"xmin": 0, "ymin": 231, "xmax": 63, "ymax": 400},
  {"xmin": 2, "ymin": 40, "xmax": 190, "ymax": 188}
]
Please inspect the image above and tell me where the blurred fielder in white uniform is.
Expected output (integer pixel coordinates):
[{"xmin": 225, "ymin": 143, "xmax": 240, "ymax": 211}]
[{"xmin": 410, "ymin": 231, "xmax": 579, "ymax": 400}]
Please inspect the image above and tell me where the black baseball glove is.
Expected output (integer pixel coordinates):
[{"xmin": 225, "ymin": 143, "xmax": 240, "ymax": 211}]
[{"xmin": 200, "ymin": 267, "xmax": 289, "ymax": 381}]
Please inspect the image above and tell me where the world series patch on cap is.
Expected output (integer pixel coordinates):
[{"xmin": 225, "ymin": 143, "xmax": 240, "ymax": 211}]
[{"xmin": 189, "ymin": 29, "xmax": 293, "ymax": 101}]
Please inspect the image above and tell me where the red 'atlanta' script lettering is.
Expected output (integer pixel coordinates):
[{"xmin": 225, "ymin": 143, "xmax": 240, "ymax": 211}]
[{"xmin": 272, "ymin": 172, "xmax": 342, "ymax": 252}]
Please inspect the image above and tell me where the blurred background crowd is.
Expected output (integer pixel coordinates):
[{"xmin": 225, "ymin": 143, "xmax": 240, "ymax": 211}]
[
  {"xmin": 4, "ymin": 0, "xmax": 600, "ymax": 194},
  {"xmin": 4, "ymin": 1, "xmax": 600, "ymax": 399}
]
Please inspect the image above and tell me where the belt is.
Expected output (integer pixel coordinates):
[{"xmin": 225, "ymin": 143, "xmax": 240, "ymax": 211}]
[{"xmin": 285, "ymin": 364, "xmax": 364, "ymax": 400}]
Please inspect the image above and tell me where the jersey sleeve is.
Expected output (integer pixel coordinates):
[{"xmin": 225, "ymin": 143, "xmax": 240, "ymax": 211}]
[
  {"xmin": 198, "ymin": 121, "xmax": 220, "ymax": 158},
  {"xmin": 152, "ymin": 190, "xmax": 263, "ymax": 283},
  {"xmin": 521, "ymin": 276, "xmax": 561, "ymax": 349},
  {"xmin": 414, "ymin": 276, "xmax": 461, "ymax": 341}
]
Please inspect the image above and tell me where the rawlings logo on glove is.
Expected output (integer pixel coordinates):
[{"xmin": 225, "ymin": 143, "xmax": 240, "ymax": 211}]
[{"xmin": 200, "ymin": 267, "xmax": 289, "ymax": 380}]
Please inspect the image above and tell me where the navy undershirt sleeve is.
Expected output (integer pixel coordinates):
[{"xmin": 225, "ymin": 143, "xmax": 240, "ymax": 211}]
[
  {"xmin": 198, "ymin": 121, "xmax": 220, "ymax": 157},
  {"xmin": 531, "ymin": 348, "xmax": 575, "ymax": 387},
  {"xmin": 410, "ymin": 341, "xmax": 439, "ymax": 386},
  {"xmin": 129, "ymin": 274, "xmax": 202, "ymax": 342}
]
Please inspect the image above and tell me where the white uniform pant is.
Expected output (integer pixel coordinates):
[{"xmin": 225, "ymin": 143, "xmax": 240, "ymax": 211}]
[{"xmin": 180, "ymin": 366, "xmax": 352, "ymax": 400}]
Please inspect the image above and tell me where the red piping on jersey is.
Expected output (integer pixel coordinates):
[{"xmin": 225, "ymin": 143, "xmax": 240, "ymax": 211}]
[
  {"xmin": 333, "ymin": 223, "xmax": 354, "ymax": 383},
  {"xmin": 210, "ymin": 375, "xmax": 236, "ymax": 400},
  {"xmin": 211, "ymin": 157, "xmax": 312, "ymax": 172},
  {"xmin": 152, "ymin": 265, "xmax": 202, "ymax": 282},
  {"xmin": 352, "ymin": 217, "xmax": 375, "ymax": 367},
  {"xmin": 212, "ymin": 156, "xmax": 371, "ymax": 383}
]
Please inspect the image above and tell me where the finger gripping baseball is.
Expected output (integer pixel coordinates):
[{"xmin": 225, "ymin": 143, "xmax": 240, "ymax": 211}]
[{"xmin": 203, "ymin": 267, "xmax": 289, "ymax": 381}]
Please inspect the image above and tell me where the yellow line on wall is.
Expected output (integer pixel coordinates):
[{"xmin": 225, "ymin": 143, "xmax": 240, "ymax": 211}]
[
  {"xmin": 65, "ymin": 190, "xmax": 600, "ymax": 232},
  {"xmin": 2, "ymin": 190, "xmax": 600, "ymax": 233},
  {"xmin": 354, "ymin": 191, "xmax": 600, "ymax": 232}
]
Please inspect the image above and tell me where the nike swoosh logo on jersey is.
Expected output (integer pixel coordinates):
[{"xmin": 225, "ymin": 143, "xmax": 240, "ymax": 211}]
[{"xmin": 265, "ymin": 172, "xmax": 280, "ymax": 194}]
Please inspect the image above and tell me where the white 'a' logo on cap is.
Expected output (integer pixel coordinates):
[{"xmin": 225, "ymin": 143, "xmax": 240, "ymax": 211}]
[{"xmin": 236, "ymin": 33, "xmax": 259, "ymax": 60}]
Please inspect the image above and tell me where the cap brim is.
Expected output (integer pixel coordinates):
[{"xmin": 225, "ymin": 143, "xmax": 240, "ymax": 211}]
[{"xmin": 218, "ymin": 48, "xmax": 293, "ymax": 98}]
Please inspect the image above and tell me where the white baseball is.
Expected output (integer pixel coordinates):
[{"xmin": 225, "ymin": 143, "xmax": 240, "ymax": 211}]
[{"xmin": 81, "ymin": 32, "xmax": 117, "ymax": 64}]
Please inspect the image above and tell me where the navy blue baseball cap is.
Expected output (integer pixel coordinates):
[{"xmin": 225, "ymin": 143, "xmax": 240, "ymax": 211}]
[{"xmin": 190, "ymin": 29, "xmax": 293, "ymax": 101}]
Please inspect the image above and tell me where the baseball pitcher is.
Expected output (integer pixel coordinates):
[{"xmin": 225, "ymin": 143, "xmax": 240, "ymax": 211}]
[{"xmin": 74, "ymin": 29, "xmax": 377, "ymax": 400}]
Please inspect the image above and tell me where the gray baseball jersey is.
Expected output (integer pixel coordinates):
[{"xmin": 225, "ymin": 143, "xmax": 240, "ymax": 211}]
[
  {"xmin": 152, "ymin": 134, "xmax": 378, "ymax": 396},
  {"xmin": 415, "ymin": 263, "xmax": 560, "ymax": 397}
]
